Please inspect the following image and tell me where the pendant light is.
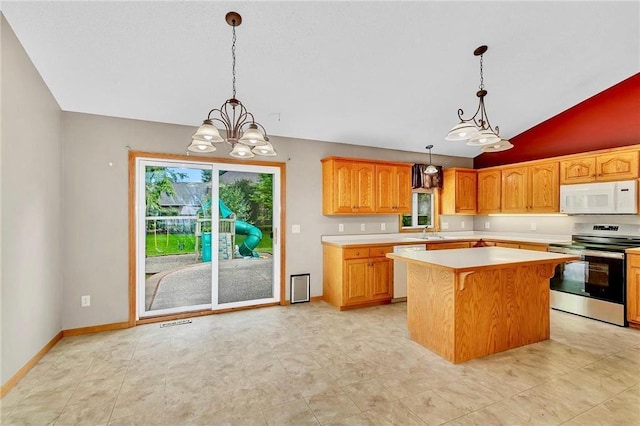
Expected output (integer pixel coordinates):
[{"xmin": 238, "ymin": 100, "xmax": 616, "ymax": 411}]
[
  {"xmin": 188, "ymin": 12, "xmax": 277, "ymax": 158},
  {"xmin": 446, "ymin": 45, "xmax": 510, "ymax": 151},
  {"xmin": 424, "ymin": 145, "xmax": 438, "ymax": 175}
]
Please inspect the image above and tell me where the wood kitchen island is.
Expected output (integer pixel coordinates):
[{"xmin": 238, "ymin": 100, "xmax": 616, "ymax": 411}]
[{"xmin": 387, "ymin": 247, "xmax": 578, "ymax": 364}]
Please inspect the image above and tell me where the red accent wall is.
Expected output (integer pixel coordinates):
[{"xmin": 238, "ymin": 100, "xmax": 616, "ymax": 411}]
[{"xmin": 473, "ymin": 72, "xmax": 640, "ymax": 169}]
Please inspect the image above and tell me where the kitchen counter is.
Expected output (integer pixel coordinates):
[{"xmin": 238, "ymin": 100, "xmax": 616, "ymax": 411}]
[
  {"xmin": 321, "ymin": 231, "xmax": 572, "ymax": 247},
  {"xmin": 387, "ymin": 246, "xmax": 577, "ymax": 272},
  {"xmin": 388, "ymin": 247, "xmax": 578, "ymax": 363}
]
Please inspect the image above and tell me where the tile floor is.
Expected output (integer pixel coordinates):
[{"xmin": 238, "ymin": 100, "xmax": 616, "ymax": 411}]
[{"xmin": 1, "ymin": 302, "xmax": 639, "ymax": 426}]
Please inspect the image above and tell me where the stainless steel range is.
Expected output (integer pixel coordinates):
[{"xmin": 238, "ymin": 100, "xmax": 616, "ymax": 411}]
[{"xmin": 549, "ymin": 223, "xmax": 640, "ymax": 326}]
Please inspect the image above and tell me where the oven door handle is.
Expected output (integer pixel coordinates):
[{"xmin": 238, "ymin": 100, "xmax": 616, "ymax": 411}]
[{"xmin": 549, "ymin": 247, "xmax": 624, "ymax": 260}]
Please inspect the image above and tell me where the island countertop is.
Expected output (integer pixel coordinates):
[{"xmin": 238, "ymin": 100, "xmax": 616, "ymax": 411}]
[{"xmin": 387, "ymin": 246, "xmax": 579, "ymax": 273}]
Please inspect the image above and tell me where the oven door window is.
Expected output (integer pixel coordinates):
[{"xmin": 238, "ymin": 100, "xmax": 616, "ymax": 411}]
[{"xmin": 550, "ymin": 255, "xmax": 624, "ymax": 304}]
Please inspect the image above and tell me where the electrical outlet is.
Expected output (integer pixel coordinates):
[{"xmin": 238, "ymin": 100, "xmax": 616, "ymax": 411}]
[
  {"xmin": 81, "ymin": 295, "xmax": 90, "ymax": 307},
  {"xmin": 441, "ymin": 222, "xmax": 449, "ymax": 230},
  {"xmin": 484, "ymin": 222, "xmax": 490, "ymax": 229},
  {"xmin": 338, "ymin": 224, "xmax": 344, "ymax": 232},
  {"xmin": 292, "ymin": 224, "xmax": 301, "ymax": 234},
  {"xmin": 530, "ymin": 223, "xmax": 537, "ymax": 231},
  {"xmin": 461, "ymin": 221, "xmax": 466, "ymax": 229},
  {"xmin": 360, "ymin": 223, "xmax": 366, "ymax": 231},
  {"xmin": 380, "ymin": 223, "xmax": 386, "ymax": 231}
]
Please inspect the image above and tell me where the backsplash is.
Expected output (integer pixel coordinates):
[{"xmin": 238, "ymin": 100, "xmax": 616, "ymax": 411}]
[{"xmin": 473, "ymin": 214, "xmax": 640, "ymax": 235}]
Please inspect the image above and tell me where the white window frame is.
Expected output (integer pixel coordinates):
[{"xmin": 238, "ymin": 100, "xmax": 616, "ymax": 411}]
[{"xmin": 401, "ymin": 190, "xmax": 436, "ymax": 229}]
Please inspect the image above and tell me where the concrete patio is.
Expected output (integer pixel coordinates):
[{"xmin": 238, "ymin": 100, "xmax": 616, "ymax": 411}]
[{"xmin": 145, "ymin": 254, "xmax": 274, "ymax": 310}]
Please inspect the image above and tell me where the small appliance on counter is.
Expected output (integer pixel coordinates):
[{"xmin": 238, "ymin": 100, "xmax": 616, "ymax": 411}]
[{"xmin": 549, "ymin": 223, "xmax": 640, "ymax": 326}]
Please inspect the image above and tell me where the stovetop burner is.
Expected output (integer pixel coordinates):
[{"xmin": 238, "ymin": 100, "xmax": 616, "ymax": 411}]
[{"xmin": 550, "ymin": 223, "xmax": 640, "ymax": 253}]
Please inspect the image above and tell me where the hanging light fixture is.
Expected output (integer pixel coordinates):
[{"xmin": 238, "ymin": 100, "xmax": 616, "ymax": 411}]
[
  {"xmin": 424, "ymin": 144, "xmax": 438, "ymax": 175},
  {"xmin": 187, "ymin": 12, "xmax": 276, "ymax": 159},
  {"xmin": 446, "ymin": 45, "xmax": 511, "ymax": 151},
  {"xmin": 480, "ymin": 138, "xmax": 514, "ymax": 153}
]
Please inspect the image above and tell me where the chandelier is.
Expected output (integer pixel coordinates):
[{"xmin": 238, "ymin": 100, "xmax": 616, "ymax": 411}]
[
  {"xmin": 445, "ymin": 45, "xmax": 513, "ymax": 152},
  {"xmin": 187, "ymin": 12, "xmax": 276, "ymax": 159}
]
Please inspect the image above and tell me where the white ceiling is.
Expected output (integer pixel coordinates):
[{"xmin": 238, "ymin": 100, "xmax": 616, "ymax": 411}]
[{"xmin": 2, "ymin": 1, "xmax": 638, "ymax": 158}]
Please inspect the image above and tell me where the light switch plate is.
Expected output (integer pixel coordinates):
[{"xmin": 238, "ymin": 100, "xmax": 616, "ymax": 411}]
[
  {"xmin": 81, "ymin": 295, "xmax": 90, "ymax": 307},
  {"xmin": 380, "ymin": 223, "xmax": 386, "ymax": 231},
  {"xmin": 338, "ymin": 224, "xmax": 344, "ymax": 232},
  {"xmin": 461, "ymin": 221, "xmax": 466, "ymax": 229},
  {"xmin": 441, "ymin": 222, "xmax": 449, "ymax": 230},
  {"xmin": 485, "ymin": 222, "xmax": 490, "ymax": 229},
  {"xmin": 292, "ymin": 224, "xmax": 301, "ymax": 233},
  {"xmin": 360, "ymin": 224, "xmax": 366, "ymax": 231}
]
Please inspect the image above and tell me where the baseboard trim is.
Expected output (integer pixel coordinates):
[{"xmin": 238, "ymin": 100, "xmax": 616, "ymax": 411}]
[
  {"xmin": 310, "ymin": 296, "xmax": 324, "ymax": 302},
  {"xmin": 136, "ymin": 302, "xmax": 282, "ymax": 325},
  {"xmin": 62, "ymin": 321, "xmax": 131, "ymax": 337},
  {"xmin": 1, "ymin": 331, "xmax": 62, "ymax": 398}
]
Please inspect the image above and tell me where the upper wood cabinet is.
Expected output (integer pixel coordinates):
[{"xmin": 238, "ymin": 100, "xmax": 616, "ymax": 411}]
[
  {"xmin": 502, "ymin": 162, "xmax": 559, "ymax": 213},
  {"xmin": 375, "ymin": 164, "xmax": 412, "ymax": 214},
  {"xmin": 322, "ymin": 157, "xmax": 412, "ymax": 215},
  {"xmin": 477, "ymin": 169, "xmax": 501, "ymax": 214},
  {"xmin": 441, "ymin": 168, "xmax": 477, "ymax": 215},
  {"xmin": 560, "ymin": 151, "xmax": 639, "ymax": 184}
]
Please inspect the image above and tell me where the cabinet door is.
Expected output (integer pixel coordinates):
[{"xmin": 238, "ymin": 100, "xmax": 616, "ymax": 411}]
[
  {"xmin": 560, "ymin": 157, "xmax": 596, "ymax": 184},
  {"xmin": 529, "ymin": 162, "xmax": 559, "ymax": 213},
  {"xmin": 353, "ymin": 163, "xmax": 375, "ymax": 213},
  {"xmin": 375, "ymin": 165, "xmax": 412, "ymax": 214},
  {"xmin": 596, "ymin": 152, "xmax": 639, "ymax": 182},
  {"xmin": 477, "ymin": 170, "xmax": 501, "ymax": 214},
  {"xmin": 501, "ymin": 167, "xmax": 528, "ymax": 213},
  {"xmin": 375, "ymin": 165, "xmax": 396, "ymax": 213},
  {"xmin": 395, "ymin": 166, "xmax": 413, "ymax": 213},
  {"xmin": 456, "ymin": 171, "xmax": 477, "ymax": 213},
  {"xmin": 370, "ymin": 258, "xmax": 392, "ymax": 300},
  {"xmin": 344, "ymin": 259, "xmax": 370, "ymax": 305},
  {"xmin": 331, "ymin": 160, "xmax": 356, "ymax": 214},
  {"xmin": 627, "ymin": 254, "xmax": 640, "ymax": 325}
]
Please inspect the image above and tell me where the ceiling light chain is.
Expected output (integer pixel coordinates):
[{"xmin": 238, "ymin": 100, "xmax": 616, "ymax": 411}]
[
  {"xmin": 445, "ymin": 45, "xmax": 513, "ymax": 152},
  {"xmin": 231, "ymin": 19, "xmax": 237, "ymax": 99},
  {"xmin": 187, "ymin": 11, "xmax": 277, "ymax": 158}
]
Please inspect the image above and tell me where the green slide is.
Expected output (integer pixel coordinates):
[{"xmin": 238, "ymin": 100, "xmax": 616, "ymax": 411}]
[{"xmin": 218, "ymin": 200, "xmax": 262, "ymax": 258}]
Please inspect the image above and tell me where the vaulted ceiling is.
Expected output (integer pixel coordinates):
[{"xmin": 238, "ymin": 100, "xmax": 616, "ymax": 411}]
[{"xmin": 2, "ymin": 1, "xmax": 638, "ymax": 158}]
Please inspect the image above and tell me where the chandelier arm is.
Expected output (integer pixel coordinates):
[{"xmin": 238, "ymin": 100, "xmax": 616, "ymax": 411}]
[{"xmin": 241, "ymin": 117, "xmax": 269, "ymax": 137}]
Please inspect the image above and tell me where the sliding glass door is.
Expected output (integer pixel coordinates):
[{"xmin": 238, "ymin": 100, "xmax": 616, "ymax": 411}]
[{"xmin": 136, "ymin": 158, "xmax": 281, "ymax": 318}]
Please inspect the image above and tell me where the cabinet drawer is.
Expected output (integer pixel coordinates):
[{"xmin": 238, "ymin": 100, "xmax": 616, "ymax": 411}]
[
  {"xmin": 343, "ymin": 248, "xmax": 370, "ymax": 259},
  {"xmin": 369, "ymin": 246, "xmax": 393, "ymax": 257}
]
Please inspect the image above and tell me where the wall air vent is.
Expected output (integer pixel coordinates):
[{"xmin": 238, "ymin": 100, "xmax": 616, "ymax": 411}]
[{"xmin": 290, "ymin": 274, "xmax": 310, "ymax": 304}]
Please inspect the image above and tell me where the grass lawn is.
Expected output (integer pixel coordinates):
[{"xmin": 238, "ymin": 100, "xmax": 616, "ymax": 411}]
[{"xmin": 146, "ymin": 233, "xmax": 273, "ymax": 257}]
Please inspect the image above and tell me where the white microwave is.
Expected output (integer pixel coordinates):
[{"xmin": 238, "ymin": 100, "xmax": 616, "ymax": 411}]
[{"xmin": 560, "ymin": 180, "xmax": 638, "ymax": 214}]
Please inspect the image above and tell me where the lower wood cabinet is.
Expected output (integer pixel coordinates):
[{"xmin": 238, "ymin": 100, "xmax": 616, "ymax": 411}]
[
  {"xmin": 493, "ymin": 241, "xmax": 548, "ymax": 251},
  {"xmin": 626, "ymin": 253, "xmax": 640, "ymax": 327},
  {"xmin": 426, "ymin": 241, "xmax": 472, "ymax": 250},
  {"xmin": 323, "ymin": 244, "xmax": 393, "ymax": 310}
]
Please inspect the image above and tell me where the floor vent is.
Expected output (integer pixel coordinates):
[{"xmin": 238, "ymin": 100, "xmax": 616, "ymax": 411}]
[
  {"xmin": 160, "ymin": 319, "xmax": 192, "ymax": 328},
  {"xmin": 291, "ymin": 273, "xmax": 310, "ymax": 304}
]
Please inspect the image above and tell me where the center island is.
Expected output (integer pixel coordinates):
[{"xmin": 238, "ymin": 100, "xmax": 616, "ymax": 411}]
[{"xmin": 387, "ymin": 247, "xmax": 579, "ymax": 364}]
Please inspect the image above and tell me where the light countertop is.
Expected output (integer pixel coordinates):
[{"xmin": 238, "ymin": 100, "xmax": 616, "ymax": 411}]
[
  {"xmin": 321, "ymin": 231, "xmax": 572, "ymax": 247},
  {"xmin": 387, "ymin": 247, "xmax": 579, "ymax": 273}
]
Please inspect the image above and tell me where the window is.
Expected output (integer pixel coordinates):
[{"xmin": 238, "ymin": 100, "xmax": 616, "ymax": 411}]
[{"xmin": 402, "ymin": 191, "xmax": 435, "ymax": 229}]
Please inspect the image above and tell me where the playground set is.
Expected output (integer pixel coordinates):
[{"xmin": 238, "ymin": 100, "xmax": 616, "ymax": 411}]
[{"xmin": 195, "ymin": 199, "xmax": 263, "ymax": 262}]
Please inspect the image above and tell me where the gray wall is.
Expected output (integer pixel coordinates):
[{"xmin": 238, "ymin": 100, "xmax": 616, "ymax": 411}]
[
  {"xmin": 61, "ymin": 112, "xmax": 472, "ymax": 329},
  {"xmin": 473, "ymin": 214, "xmax": 640, "ymax": 235},
  {"xmin": 1, "ymin": 15, "xmax": 63, "ymax": 385}
]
